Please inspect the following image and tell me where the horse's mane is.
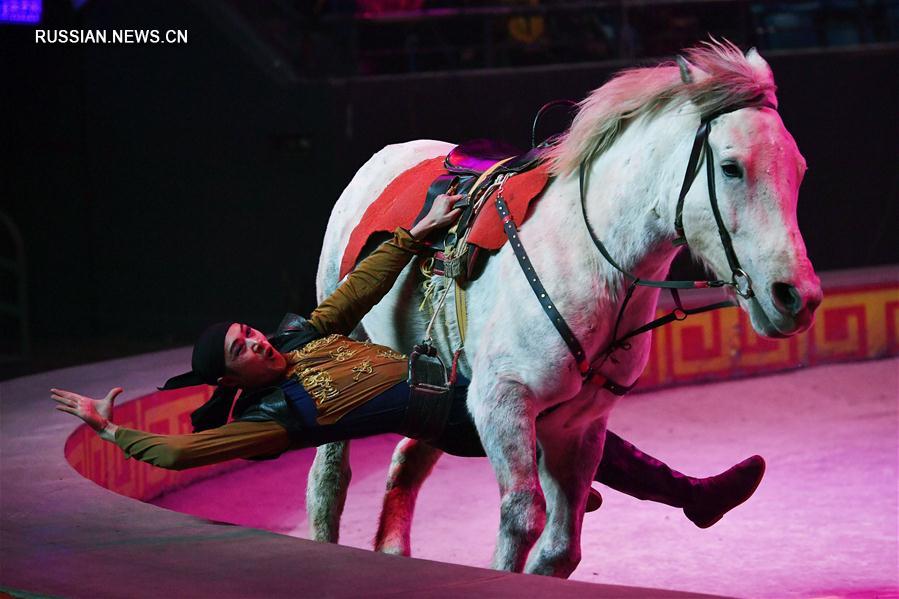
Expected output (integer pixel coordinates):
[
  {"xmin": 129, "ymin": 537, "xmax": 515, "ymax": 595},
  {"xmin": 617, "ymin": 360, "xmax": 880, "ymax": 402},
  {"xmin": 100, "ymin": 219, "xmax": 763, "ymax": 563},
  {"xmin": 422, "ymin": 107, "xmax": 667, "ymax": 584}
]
[{"xmin": 546, "ymin": 39, "xmax": 778, "ymax": 175}]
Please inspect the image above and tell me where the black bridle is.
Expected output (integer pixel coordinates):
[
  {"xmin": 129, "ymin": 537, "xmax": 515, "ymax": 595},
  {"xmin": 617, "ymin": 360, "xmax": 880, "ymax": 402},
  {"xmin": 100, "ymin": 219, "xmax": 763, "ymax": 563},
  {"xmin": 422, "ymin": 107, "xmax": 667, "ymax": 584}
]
[{"xmin": 496, "ymin": 98, "xmax": 776, "ymax": 390}]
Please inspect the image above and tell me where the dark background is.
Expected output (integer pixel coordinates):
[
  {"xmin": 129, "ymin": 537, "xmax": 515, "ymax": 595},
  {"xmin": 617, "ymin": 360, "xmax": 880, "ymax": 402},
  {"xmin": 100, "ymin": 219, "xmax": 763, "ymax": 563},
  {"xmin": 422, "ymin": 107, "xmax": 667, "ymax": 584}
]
[{"xmin": 2, "ymin": 0, "xmax": 897, "ymax": 378}]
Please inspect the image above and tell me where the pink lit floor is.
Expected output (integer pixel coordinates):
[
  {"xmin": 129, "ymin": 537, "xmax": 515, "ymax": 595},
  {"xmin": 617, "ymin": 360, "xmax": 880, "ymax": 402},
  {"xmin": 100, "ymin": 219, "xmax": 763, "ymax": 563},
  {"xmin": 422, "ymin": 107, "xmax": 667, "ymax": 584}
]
[{"xmin": 154, "ymin": 359, "xmax": 899, "ymax": 598}]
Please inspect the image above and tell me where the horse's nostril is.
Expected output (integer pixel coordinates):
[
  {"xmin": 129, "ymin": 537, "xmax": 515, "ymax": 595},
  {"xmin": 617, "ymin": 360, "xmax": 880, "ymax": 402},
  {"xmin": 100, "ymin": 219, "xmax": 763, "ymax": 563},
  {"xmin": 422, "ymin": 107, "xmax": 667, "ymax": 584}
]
[
  {"xmin": 771, "ymin": 282, "xmax": 803, "ymax": 316},
  {"xmin": 806, "ymin": 294, "xmax": 822, "ymax": 313}
]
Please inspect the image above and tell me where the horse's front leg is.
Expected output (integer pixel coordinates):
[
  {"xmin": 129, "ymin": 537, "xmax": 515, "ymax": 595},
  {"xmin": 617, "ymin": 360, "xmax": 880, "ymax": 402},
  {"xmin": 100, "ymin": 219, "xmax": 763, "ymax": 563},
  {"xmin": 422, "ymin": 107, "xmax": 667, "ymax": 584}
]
[
  {"xmin": 469, "ymin": 374, "xmax": 545, "ymax": 572},
  {"xmin": 526, "ymin": 416, "xmax": 606, "ymax": 577},
  {"xmin": 374, "ymin": 437, "xmax": 444, "ymax": 556},
  {"xmin": 306, "ymin": 441, "xmax": 352, "ymax": 543}
]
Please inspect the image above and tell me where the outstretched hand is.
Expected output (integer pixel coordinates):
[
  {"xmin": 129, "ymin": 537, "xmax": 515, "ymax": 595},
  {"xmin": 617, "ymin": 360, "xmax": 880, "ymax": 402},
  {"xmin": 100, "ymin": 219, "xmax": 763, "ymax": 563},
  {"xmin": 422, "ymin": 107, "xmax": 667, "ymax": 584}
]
[
  {"xmin": 409, "ymin": 193, "xmax": 465, "ymax": 239},
  {"xmin": 51, "ymin": 387, "xmax": 122, "ymax": 435}
]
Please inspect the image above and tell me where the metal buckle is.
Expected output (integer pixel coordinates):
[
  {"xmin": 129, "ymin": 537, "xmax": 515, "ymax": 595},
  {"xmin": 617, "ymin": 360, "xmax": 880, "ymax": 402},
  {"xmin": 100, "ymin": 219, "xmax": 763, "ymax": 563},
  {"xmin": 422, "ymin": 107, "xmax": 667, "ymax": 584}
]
[
  {"xmin": 732, "ymin": 269, "xmax": 754, "ymax": 299},
  {"xmin": 443, "ymin": 256, "xmax": 462, "ymax": 279},
  {"xmin": 442, "ymin": 246, "xmax": 468, "ymax": 279}
]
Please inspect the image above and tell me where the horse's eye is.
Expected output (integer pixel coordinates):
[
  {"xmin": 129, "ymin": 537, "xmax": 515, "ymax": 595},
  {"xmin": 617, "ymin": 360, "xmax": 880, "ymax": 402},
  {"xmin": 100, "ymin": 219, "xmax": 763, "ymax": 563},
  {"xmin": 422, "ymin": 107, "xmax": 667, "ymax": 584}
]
[{"xmin": 721, "ymin": 162, "xmax": 743, "ymax": 179}]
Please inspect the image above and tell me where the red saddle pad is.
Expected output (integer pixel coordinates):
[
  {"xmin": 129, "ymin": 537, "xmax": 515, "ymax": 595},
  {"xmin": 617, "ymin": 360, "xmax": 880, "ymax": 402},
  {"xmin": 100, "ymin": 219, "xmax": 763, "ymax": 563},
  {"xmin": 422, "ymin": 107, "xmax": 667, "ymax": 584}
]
[{"xmin": 339, "ymin": 156, "xmax": 551, "ymax": 278}]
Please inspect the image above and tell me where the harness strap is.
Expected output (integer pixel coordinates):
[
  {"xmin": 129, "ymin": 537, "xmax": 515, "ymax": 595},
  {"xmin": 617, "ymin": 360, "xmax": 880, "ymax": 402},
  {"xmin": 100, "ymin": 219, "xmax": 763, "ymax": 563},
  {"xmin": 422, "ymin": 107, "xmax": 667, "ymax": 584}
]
[
  {"xmin": 496, "ymin": 193, "xmax": 631, "ymax": 395},
  {"xmin": 578, "ymin": 161, "xmax": 728, "ymax": 291},
  {"xmin": 495, "ymin": 194, "xmax": 589, "ymax": 372},
  {"xmin": 703, "ymin": 137, "xmax": 754, "ymax": 298},
  {"xmin": 455, "ymin": 281, "xmax": 467, "ymax": 343},
  {"xmin": 617, "ymin": 292, "xmax": 735, "ymax": 346},
  {"xmin": 600, "ymin": 378, "xmax": 636, "ymax": 396},
  {"xmin": 469, "ymin": 159, "xmax": 513, "ymax": 204},
  {"xmin": 672, "ymin": 121, "xmax": 710, "ymax": 245}
]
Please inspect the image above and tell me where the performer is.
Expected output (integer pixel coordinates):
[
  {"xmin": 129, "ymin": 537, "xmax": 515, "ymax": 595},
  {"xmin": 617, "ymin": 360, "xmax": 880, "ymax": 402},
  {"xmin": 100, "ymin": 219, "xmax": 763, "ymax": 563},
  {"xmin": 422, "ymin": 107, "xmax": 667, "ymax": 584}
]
[{"xmin": 52, "ymin": 194, "xmax": 763, "ymax": 529}]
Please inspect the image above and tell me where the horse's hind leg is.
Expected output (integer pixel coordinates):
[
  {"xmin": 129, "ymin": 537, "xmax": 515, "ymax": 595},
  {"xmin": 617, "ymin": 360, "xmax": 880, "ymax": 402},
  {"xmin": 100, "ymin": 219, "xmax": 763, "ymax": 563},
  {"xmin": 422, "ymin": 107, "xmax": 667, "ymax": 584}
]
[
  {"xmin": 374, "ymin": 438, "xmax": 444, "ymax": 556},
  {"xmin": 306, "ymin": 441, "xmax": 352, "ymax": 543},
  {"xmin": 469, "ymin": 375, "xmax": 545, "ymax": 572},
  {"xmin": 525, "ymin": 418, "xmax": 606, "ymax": 577}
]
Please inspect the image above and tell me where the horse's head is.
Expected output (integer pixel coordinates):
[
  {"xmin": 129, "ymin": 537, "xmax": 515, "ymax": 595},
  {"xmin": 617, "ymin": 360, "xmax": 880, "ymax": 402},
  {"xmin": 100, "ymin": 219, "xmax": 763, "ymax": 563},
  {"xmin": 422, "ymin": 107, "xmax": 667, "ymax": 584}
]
[{"xmin": 680, "ymin": 49, "xmax": 822, "ymax": 338}]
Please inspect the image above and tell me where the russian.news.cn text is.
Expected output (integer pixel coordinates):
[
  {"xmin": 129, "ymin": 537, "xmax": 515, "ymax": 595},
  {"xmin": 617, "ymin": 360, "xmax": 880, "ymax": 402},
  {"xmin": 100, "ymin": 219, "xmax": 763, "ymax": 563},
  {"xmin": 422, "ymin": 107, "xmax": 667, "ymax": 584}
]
[{"xmin": 35, "ymin": 29, "xmax": 188, "ymax": 44}]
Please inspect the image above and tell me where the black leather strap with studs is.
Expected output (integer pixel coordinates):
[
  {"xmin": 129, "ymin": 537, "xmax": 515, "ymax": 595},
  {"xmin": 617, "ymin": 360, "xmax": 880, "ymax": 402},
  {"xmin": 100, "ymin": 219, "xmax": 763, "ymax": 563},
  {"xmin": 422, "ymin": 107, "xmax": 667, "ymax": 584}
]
[
  {"xmin": 495, "ymin": 193, "xmax": 632, "ymax": 396},
  {"xmin": 495, "ymin": 194, "xmax": 589, "ymax": 373}
]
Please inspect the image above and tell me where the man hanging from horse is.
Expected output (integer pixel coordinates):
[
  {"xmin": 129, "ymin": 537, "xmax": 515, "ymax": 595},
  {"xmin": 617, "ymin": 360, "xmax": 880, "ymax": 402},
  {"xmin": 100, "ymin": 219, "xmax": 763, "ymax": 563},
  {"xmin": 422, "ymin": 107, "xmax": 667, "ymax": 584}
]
[{"xmin": 52, "ymin": 193, "xmax": 764, "ymax": 535}]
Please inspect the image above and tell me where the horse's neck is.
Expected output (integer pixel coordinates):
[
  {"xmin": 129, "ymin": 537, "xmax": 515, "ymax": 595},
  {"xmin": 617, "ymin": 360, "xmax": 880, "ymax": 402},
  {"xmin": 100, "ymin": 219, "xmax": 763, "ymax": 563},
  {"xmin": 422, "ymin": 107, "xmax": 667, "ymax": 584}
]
[{"xmin": 535, "ymin": 109, "xmax": 694, "ymax": 380}]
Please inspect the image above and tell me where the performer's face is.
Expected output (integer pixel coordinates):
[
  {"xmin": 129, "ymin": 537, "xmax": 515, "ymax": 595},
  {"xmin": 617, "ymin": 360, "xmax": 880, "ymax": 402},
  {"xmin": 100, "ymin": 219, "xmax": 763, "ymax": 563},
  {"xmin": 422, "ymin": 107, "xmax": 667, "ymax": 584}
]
[{"xmin": 221, "ymin": 322, "xmax": 287, "ymax": 388}]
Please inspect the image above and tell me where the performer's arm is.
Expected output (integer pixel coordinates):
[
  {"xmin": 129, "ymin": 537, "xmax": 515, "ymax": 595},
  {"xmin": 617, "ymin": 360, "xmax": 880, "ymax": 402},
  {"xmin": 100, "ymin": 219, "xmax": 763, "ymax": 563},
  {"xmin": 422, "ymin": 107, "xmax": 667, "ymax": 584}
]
[
  {"xmin": 113, "ymin": 420, "xmax": 289, "ymax": 470},
  {"xmin": 308, "ymin": 194, "xmax": 462, "ymax": 336},
  {"xmin": 51, "ymin": 387, "xmax": 290, "ymax": 470}
]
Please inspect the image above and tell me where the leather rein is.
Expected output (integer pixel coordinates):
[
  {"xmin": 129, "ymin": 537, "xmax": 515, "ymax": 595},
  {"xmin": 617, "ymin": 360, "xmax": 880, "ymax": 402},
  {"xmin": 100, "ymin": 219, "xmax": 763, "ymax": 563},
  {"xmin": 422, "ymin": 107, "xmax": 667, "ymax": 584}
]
[{"xmin": 495, "ymin": 98, "xmax": 776, "ymax": 394}]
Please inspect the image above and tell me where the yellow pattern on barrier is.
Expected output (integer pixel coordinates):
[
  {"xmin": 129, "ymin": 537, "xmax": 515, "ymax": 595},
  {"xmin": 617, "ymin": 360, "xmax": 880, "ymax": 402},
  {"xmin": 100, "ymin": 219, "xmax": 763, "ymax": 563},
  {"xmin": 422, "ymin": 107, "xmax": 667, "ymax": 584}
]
[
  {"xmin": 642, "ymin": 283, "xmax": 898, "ymax": 388},
  {"xmin": 669, "ymin": 310, "xmax": 734, "ymax": 377},
  {"xmin": 812, "ymin": 288, "xmax": 897, "ymax": 360}
]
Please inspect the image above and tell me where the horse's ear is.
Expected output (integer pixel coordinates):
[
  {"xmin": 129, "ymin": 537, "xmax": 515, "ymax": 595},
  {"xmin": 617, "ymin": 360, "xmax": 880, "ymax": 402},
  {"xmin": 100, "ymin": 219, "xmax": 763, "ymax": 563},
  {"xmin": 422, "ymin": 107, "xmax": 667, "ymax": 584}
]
[
  {"xmin": 745, "ymin": 47, "xmax": 775, "ymax": 82},
  {"xmin": 676, "ymin": 55, "xmax": 708, "ymax": 84},
  {"xmin": 676, "ymin": 56, "xmax": 692, "ymax": 83}
]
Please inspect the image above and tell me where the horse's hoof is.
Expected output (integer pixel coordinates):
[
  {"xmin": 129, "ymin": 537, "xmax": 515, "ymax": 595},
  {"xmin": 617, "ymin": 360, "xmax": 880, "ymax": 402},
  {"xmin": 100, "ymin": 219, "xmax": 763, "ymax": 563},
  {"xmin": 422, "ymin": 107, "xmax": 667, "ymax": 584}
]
[
  {"xmin": 586, "ymin": 487, "xmax": 603, "ymax": 512},
  {"xmin": 376, "ymin": 544, "xmax": 410, "ymax": 557}
]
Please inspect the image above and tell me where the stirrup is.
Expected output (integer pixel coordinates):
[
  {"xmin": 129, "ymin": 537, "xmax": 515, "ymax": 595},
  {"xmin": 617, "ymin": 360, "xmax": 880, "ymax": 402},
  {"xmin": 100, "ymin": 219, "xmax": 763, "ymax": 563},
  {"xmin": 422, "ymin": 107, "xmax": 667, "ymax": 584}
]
[{"xmin": 401, "ymin": 341, "xmax": 454, "ymax": 442}]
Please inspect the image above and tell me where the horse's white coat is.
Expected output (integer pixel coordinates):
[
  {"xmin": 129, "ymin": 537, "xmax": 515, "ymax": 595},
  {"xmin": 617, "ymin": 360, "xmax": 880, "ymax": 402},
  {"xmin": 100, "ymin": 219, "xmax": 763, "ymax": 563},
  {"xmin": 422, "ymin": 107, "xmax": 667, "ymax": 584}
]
[{"xmin": 307, "ymin": 42, "xmax": 822, "ymax": 577}]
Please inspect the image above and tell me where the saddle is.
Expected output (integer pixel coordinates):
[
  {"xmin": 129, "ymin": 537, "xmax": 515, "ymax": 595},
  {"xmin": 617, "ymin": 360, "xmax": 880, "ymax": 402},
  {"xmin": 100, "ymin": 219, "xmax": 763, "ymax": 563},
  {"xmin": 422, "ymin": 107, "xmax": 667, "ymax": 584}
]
[
  {"xmin": 412, "ymin": 139, "xmax": 547, "ymax": 281},
  {"xmin": 444, "ymin": 138, "xmax": 546, "ymax": 176},
  {"xmin": 398, "ymin": 140, "xmax": 548, "ymax": 440}
]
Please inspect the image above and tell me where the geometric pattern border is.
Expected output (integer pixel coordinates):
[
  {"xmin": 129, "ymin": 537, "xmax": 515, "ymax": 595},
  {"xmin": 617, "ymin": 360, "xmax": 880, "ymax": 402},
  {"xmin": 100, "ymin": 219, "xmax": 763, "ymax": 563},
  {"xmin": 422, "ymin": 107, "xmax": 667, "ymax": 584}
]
[{"xmin": 639, "ymin": 278, "xmax": 899, "ymax": 390}]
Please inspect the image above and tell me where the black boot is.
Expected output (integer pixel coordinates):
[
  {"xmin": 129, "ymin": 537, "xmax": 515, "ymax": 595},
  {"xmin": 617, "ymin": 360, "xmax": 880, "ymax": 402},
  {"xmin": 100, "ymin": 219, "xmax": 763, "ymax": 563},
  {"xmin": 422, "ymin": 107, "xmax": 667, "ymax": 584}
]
[
  {"xmin": 596, "ymin": 431, "xmax": 766, "ymax": 528},
  {"xmin": 682, "ymin": 455, "xmax": 766, "ymax": 528},
  {"xmin": 586, "ymin": 488, "xmax": 603, "ymax": 512}
]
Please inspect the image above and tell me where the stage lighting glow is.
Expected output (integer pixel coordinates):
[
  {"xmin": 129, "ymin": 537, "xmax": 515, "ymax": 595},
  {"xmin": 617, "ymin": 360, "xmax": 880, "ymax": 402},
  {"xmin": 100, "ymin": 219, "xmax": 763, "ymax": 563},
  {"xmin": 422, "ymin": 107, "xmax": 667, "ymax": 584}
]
[{"xmin": 0, "ymin": 0, "xmax": 41, "ymax": 24}]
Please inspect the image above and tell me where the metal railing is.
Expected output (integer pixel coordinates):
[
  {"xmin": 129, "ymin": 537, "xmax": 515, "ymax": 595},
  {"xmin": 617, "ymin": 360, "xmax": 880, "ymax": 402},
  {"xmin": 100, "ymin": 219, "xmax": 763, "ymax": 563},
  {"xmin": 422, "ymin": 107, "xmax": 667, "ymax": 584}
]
[{"xmin": 220, "ymin": 0, "xmax": 899, "ymax": 77}]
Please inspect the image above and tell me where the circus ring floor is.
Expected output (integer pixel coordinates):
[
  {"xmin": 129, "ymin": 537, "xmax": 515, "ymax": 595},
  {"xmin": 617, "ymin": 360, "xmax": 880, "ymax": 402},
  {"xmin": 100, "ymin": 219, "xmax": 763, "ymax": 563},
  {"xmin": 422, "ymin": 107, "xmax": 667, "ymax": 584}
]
[
  {"xmin": 1, "ymin": 266, "xmax": 897, "ymax": 598},
  {"xmin": 154, "ymin": 357, "xmax": 899, "ymax": 598},
  {"xmin": 2, "ymin": 352, "xmax": 896, "ymax": 598}
]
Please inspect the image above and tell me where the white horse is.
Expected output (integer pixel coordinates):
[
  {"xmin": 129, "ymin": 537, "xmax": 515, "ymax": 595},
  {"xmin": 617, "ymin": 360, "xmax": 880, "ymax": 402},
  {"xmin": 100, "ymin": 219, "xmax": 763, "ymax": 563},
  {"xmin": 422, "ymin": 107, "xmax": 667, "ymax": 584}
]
[{"xmin": 306, "ymin": 41, "xmax": 822, "ymax": 577}]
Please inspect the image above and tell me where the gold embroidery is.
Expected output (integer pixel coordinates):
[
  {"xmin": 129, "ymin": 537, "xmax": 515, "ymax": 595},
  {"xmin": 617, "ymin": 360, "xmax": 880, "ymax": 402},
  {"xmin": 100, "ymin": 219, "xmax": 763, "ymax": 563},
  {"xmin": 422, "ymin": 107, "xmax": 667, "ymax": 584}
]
[
  {"xmin": 329, "ymin": 344, "xmax": 358, "ymax": 362},
  {"xmin": 300, "ymin": 367, "xmax": 339, "ymax": 403},
  {"xmin": 377, "ymin": 349, "xmax": 406, "ymax": 360},
  {"xmin": 351, "ymin": 360, "xmax": 374, "ymax": 381},
  {"xmin": 301, "ymin": 334, "xmax": 341, "ymax": 354}
]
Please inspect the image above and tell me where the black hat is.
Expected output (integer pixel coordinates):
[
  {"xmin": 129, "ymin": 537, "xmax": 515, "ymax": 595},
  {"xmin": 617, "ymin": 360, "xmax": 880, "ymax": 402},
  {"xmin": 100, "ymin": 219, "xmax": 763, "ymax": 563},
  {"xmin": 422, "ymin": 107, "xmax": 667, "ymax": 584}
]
[{"xmin": 160, "ymin": 322, "xmax": 232, "ymax": 390}]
